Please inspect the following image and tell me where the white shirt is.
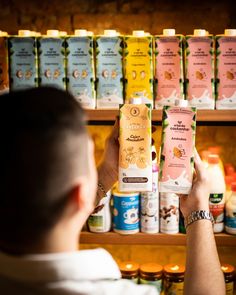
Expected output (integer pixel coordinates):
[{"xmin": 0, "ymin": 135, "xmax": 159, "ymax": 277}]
[{"xmin": 0, "ymin": 248, "xmax": 158, "ymax": 295}]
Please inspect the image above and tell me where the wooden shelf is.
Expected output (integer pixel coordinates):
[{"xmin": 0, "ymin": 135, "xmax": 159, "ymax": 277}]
[
  {"xmin": 85, "ymin": 109, "xmax": 236, "ymax": 122},
  {"xmin": 80, "ymin": 232, "xmax": 236, "ymax": 247}
]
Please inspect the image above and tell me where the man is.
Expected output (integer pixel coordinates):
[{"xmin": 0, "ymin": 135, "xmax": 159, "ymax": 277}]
[{"xmin": 0, "ymin": 87, "xmax": 225, "ymax": 294}]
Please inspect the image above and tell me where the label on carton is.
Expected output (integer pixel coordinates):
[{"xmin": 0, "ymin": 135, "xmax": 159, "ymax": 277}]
[
  {"xmin": 8, "ymin": 37, "xmax": 38, "ymax": 90},
  {"xmin": 155, "ymin": 36, "xmax": 184, "ymax": 108},
  {"xmin": 0, "ymin": 37, "xmax": 9, "ymax": 94},
  {"xmin": 216, "ymin": 36, "xmax": 236, "ymax": 109},
  {"xmin": 119, "ymin": 104, "xmax": 152, "ymax": 192},
  {"xmin": 38, "ymin": 37, "xmax": 65, "ymax": 89},
  {"xmin": 124, "ymin": 36, "xmax": 153, "ymax": 106},
  {"xmin": 159, "ymin": 106, "xmax": 196, "ymax": 194},
  {"xmin": 185, "ymin": 36, "xmax": 215, "ymax": 109},
  {"xmin": 95, "ymin": 36, "xmax": 123, "ymax": 109},
  {"xmin": 66, "ymin": 36, "xmax": 95, "ymax": 109}
]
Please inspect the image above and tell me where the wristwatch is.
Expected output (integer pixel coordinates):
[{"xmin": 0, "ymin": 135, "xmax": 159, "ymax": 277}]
[{"xmin": 184, "ymin": 210, "xmax": 214, "ymax": 229}]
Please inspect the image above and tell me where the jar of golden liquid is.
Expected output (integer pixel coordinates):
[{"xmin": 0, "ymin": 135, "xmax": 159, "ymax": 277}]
[
  {"xmin": 164, "ymin": 264, "xmax": 185, "ymax": 295},
  {"xmin": 119, "ymin": 261, "xmax": 139, "ymax": 283}
]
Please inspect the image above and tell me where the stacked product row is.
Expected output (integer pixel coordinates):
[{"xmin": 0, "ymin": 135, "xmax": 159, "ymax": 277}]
[
  {"xmin": 0, "ymin": 28, "xmax": 236, "ymax": 109},
  {"xmin": 88, "ymin": 154, "xmax": 236, "ymax": 236},
  {"xmin": 118, "ymin": 261, "xmax": 235, "ymax": 295}
]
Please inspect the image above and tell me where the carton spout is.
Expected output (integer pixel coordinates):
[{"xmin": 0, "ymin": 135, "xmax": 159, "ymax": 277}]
[
  {"xmin": 193, "ymin": 29, "xmax": 207, "ymax": 36},
  {"xmin": 74, "ymin": 29, "xmax": 88, "ymax": 36},
  {"xmin": 163, "ymin": 29, "xmax": 176, "ymax": 36},
  {"xmin": 224, "ymin": 29, "xmax": 236, "ymax": 36}
]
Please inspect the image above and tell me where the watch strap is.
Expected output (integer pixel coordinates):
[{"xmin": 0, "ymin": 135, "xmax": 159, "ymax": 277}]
[{"xmin": 184, "ymin": 210, "xmax": 214, "ymax": 229}]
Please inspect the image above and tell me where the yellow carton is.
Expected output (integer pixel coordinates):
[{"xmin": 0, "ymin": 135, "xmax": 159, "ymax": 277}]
[{"xmin": 124, "ymin": 31, "xmax": 154, "ymax": 107}]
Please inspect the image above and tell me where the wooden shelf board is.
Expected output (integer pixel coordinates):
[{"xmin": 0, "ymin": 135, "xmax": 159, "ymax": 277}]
[
  {"xmin": 80, "ymin": 232, "xmax": 236, "ymax": 246},
  {"xmin": 85, "ymin": 110, "xmax": 236, "ymax": 122}
]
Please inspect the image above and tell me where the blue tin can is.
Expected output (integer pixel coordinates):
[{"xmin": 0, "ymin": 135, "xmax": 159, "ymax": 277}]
[{"xmin": 112, "ymin": 191, "xmax": 140, "ymax": 234}]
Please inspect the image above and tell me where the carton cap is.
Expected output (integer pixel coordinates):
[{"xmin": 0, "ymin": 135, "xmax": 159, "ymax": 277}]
[
  {"xmin": 46, "ymin": 30, "xmax": 60, "ymax": 37},
  {"xmin": 145, "ymin": 32, "xmax": 151, "ymax": 36},
  {"xmin": 132, "ymin": 30, "xmax": 145, "ymax": 37},
  {"xmin": 74, "ymin": 29, "xmax": 87, "ymax": 36},
  {"xmin": 231, "ymin": 182, "xmax": 236, "ymax": 192},
  {"xmin": 18, "ymin": 30, "xmax": 32, "ymax": 37},
  {"xmin": 130, "ymin": 97, "xmax": 142, "ymax": 104},
  {"xmin": 0, "ymin": 31, "xmax": 8, "ymax": 37},
  {"xmin": 163, "ymin": 29, "xmax": 176, "ymax": 36},
  {"xmin": 60, "ymin": 31, "xmax": 67, "ymax": 36},
  {"xmin": 224, "ymin": 29, "xmax": 236, "ymax": 36},
  {"xmin": 207, "ymin": 154, "xmax": 219, "ymax": 164},
  {"xmin": 104, "ymin": 30, "xmax": 117, "ymax": 36},
  {"xmin": 174, "ymin": 99, "xmax": 188, "ymax": 107},
  {"xmin": 194, "ymin": 29, "xmax": 207, "ymax": 36}
]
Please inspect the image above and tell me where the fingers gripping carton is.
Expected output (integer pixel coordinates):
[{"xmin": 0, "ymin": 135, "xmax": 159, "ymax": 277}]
[{"xmin": 119, "ymin": 102, "xmax": 152, "ymax": 192}]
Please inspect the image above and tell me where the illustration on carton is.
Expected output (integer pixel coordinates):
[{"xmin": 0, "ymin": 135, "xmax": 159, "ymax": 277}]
[
  {"xmin": 124, "ymin": 31, "xmax": 153, "ymax": 106},
  {"xmin": 154, "ymin": 29, "xmax": 184, "ymax": 109},
  {"xmin": 185, "ymin": 29, "xmax": 215, "ymax": 109},
  {"xmin": 119, "ymin": 103, "xmax": 152, "ymax": 192},
  {"xmin": 159, "ymin": 103, "xmax": 196, "ymax": 194},
  {"xmin": 37, "ymin": 30, "xmax": 66, "ymax": 89},
  {"xmin": 0, "ymin": 32, "xmax": 9, "ymax": 94},
  {"xmin": 95, "ymin": 30, "xmax": 123, "ymax": 109},
  {"xmin": 66, "ymin": 30, "xmax": 96, "ymax": 109},
  {"xmin": 216, "ymin": 29, "xmax": 236, "ymax": 109},
  {"xmin": 8, "ymin": 30, "xmax": 38, "ymax": 91}
]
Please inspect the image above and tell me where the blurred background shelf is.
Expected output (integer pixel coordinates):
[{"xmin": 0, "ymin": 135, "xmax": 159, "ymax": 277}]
[
  {"xmin": 86, "ymin": 110, "xmax": 236, "ymax": 123},
  {"xmin": 80, "ymin": 232, "xmax": 236, "ymax": 246}
]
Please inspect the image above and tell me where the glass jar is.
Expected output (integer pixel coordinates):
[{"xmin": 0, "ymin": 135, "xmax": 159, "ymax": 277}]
[
  {"xmin": 119, "ymin": 261, "xmax": 139, "ymax": 283},
  {"xmin": 164, "ymin": 264, "xmax": 185, "ymax": 295},
  {"xmin": 139, "ymin": 262, "xmax": 163, "ymax": 293},
  {"xmin": 221, "ymin": 264, "xmax": 235, "ymax": 295}
]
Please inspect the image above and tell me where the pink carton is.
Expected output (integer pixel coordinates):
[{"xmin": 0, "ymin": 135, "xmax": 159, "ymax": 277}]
[
  {"xmin": 216, "ymin": 29, "xmax": 236, "ymax": 109},
  {"xmin": 185, "ymin": 30, "xmax": 215, "ymax": 109},
  {"xmin": 159, "ymin": 103, "xmax": 196, "ymax": 194},
  {"xmin": 154, "ymin": 29, "xmax": 184, "ymax": 109}
]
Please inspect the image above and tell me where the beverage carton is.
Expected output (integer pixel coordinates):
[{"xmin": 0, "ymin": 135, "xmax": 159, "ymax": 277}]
[
  {"xmin": 185, "ymin": 29, "xmax": 215, "ymax": 109},
  {"xmin": 216, "ymin": 29, "xmax": 236, "ymax": 109},
  {"xmin": 0, "ymin": 31, "xmax": 9, "ymax": 94},
  {"xmin": 65, "ymin": 29, "xmax": 96, "ymax": 109},
  {"xmin": 119, "ymin": 102, "xmax": 152, "ymax": 192},
  {"xmin": 154, "ymin": 29, "xmax": 184, "ymax": 109},
  {"xmin": 124, "ymin": 31, "xmax": 154, "ymax": 107},
  {"xmin": 95, "ymin": 30, "xmax": 124, "ymax": 109},
  {"xmin": 37, "ymin": 30, "xmax": 66, "ymax": 89},
  {"xmin": 8, "ymin": 30, "xmax": 38, "ymax": 90},
  {"xmin": 159, "ymin": 100, "xmax": 196, "ymax": 194}
]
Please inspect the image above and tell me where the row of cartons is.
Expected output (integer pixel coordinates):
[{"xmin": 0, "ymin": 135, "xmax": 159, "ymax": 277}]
[{"xmin": 0, "ymin": 29, "xmax": 236, "ymax": 109}]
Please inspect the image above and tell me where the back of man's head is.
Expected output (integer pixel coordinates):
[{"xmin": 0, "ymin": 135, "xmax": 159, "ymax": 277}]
[{"xmin": 0, "ymin": 87, "xmax": 88, "ymax": 253}]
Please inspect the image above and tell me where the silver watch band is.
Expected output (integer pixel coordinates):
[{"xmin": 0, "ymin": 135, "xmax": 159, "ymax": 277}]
[{"xmin": 184, "ymin": 210, "xmax": 214, "ymax": 229}]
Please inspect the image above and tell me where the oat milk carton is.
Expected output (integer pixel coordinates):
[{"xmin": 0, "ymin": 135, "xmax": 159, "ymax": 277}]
[
  {"xmin": 159, "ymin": 100, "xmax": 196, "ymax": 194},
  {"xmin": 154, "ymin": 29, "xmax": 184, "ymax": 109},
  {"xmin": 95, "ymin": 30, "xmax": 123, "ymax": 109},
  {"xmin": 185, "ymin": 29, "xmax": 215, "ymax": 109},
  {"xmin": 37, "ymin": 30, "xmax": 66, "ymax": 89},
  {"xmin": 216, "ymin": 29, "xmax": 236, "ymax": 109},
  {"xmin": 8, "ymin": 30, "xmax": 38, "ymax": 90},
  {"xmin": 0, "ymin": 31, "xmax": 9, "ymax": 94},
  {"xmin": 66, "ymin": 29, "xmax": 96, "ymax": 109},
  {"xmin": 119, "ymin": 100, "xmax": 152, "ymax": 192},
  {"xmin": 124, "ymin": 31, "xmax": 154, "ymax": 107}
]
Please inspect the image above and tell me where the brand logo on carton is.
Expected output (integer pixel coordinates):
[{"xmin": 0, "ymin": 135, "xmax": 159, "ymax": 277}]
[{"xmin": 130, "ymin": 107, "xmax": 140, "ymax": 117}]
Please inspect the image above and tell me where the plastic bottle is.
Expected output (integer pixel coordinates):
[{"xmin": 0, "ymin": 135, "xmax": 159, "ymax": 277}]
[
  {"xmin": 225, "ymin": 182, "xmax": 236, "ymax": 235},
  {"xmin": 225, "ymin": 175, "xmax": 234, "ymax": 202},
  {"xmin": 207, "ymin": 155, "xmax": 226, "ymax": 233},
  {"xmin": 88, "ymin": 190, "xmax": 112, "ymax": 233}
]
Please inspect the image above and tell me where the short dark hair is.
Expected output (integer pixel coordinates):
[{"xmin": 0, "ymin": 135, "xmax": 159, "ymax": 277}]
[{"xmin": 0, "ymin": 87, "xmax": 87, "ymax": 252}]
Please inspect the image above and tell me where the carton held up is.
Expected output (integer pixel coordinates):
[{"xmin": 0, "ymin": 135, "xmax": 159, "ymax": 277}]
[{"xmin": 159, "ymin": 101, "xmax": 196, "ymax": 194}]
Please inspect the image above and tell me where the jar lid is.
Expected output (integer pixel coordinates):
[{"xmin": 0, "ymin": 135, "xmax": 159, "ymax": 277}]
[
  {"xmin": 164, "ymin": 264, "xmax": 185, "ymax": 275},
  {"xmin": 140, "ymin": 263, "xmax": 163, "ymax": 275},
  {"xmin": 119, "ymin": 261, "xmax": 139, "ymax": 274},
  {"xmin": 207, "ymin": 154, "xmax": 219, "ymax": 164},
  {"xmin": 221, "ymin": 264, "xmax": 235, "ymax": 274}
]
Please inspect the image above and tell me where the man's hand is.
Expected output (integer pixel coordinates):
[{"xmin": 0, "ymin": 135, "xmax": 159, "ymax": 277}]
[{"xmin": 180, "ymin": 149, "xmax": 210, "ymax": 218}]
